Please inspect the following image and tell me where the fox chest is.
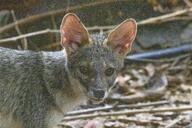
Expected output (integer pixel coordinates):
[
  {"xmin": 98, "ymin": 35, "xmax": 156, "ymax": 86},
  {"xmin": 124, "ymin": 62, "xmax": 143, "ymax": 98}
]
[{"xmin": 46, "ymin": 91, "xmax": 87, "ymax": 128}]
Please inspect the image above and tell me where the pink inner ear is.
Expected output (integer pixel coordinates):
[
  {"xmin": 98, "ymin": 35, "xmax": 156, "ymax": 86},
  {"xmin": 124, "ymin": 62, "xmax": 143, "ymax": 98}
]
[
  {"xmin": 60, "ymin": 14, "xmax": 89, "ymax": 48},
  {"xmin": 108, "ymin": 19, "xmax": 136, "ymax": 54}
]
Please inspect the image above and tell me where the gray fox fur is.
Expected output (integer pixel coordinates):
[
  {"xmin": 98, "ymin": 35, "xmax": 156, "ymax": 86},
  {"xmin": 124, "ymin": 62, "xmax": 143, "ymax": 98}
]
[{"xmin": 0, "ymin": 13, "xmax": 137, "ymax": 128}]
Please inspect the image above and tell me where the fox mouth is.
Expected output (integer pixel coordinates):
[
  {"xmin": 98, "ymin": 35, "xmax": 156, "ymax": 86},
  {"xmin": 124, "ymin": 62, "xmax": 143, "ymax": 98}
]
[
  {"xmin": 88, "ymin": 93, "xmax": 109, "ymax": 104},
  {"xmin": 88, "ymin": 97, "xmax": 105, "ymax": 104},
  {"xmin": 89, "ymin": 96, "xmax": 104, "ymax": 101}
]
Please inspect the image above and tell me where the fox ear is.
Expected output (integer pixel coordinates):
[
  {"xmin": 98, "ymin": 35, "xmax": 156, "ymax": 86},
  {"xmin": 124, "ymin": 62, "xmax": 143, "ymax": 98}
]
[
  {"xmin": 60, "ymin": 13, "xmax": 89, "ymax": 54},
  {"xmin": 106, "ymin": 19, "xmax": 137, "ymax": 57}
]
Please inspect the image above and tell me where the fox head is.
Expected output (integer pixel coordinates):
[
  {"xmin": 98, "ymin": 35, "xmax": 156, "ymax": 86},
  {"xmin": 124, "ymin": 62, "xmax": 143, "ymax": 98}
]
[{"xmin": 60, "ymin": 13, "xmax": 137, "ymax": 102}]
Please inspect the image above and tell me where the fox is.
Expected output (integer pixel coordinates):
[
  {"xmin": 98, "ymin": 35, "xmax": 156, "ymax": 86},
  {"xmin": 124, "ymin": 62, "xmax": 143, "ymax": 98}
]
[{"xmin": 0, "ymin": 13, "xmax": 137, "ymax": 128}]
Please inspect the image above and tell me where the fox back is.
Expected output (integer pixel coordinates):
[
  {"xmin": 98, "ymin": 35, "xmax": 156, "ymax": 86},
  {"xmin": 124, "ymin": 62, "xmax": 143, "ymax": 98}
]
[{"xmin": 0, "ymin": 13, "xmax": 137, "ymax": 128}]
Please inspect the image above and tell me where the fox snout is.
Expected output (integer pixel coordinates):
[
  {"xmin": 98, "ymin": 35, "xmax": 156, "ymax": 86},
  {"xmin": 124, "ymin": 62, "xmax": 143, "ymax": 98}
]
[{"xmin": 92, "ymin": 88, "xmax": 105, "ymax": 99}]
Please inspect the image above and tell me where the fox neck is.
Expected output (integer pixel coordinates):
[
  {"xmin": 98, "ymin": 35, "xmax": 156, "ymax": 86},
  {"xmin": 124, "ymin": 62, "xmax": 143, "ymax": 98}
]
[{"xmin": 42, "ymin": 50, "xmax": 87, "ymax": 113}]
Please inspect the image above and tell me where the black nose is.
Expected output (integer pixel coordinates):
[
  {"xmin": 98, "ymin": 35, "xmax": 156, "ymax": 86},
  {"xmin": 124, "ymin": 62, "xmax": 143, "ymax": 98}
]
[{"xmin": 93, "ymin": 89, "xmax": 105, "ymax": 99}]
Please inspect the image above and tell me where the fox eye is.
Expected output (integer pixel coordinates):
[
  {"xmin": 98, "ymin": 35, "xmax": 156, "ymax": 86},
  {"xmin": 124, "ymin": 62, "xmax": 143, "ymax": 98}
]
[
  {"xmin": 105, "ymin": 67, "xmax": 115, "ymax": 76},
  {"xmin": 79, "ymin": 66, "xmax": 89, "ymax": 75}
]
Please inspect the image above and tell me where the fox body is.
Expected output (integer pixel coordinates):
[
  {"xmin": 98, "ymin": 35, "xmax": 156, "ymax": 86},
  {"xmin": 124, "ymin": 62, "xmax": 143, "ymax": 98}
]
[{"xmin": 0, "ymin": 13, "xmax": 137, "ymax": 128}]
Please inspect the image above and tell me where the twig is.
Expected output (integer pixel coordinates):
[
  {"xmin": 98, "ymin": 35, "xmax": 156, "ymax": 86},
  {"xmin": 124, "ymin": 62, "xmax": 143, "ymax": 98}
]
[
  {"xmin": 82, "ymin": 13, "xmax": 192, "ymax": 33},
  {"xmin": 11, "ymin": 10, "xmax": 28, "ymax": 49},
  {"xmin": 88, "ymin": 14, "xmax": 192, "ymax": 32},
  {"xmin": 0, "ymin": 26, "xmax": 112, "ymax": 44},
  {"xmin": 65, "ymin": 100, "xmax": 169, "ymax": 116},
  {"xmin": 116, "ymin": 117, "xmax": 165, "ymax": 126},
  {"xmin": 165, "ymin": 116, "xmax": 185, "ymax": 128},
  {"xmin": 108, "ymin": 90, "xmax": 165, "ymax": 104},
  {"xmin": 0, "ymin": 0, "xmax": 128, "ymax": 34},
  {"xmin": 162, "ymin": 16, "xmax": 192, "ymax": 22},
  {"xmin": 66, "ymin": 0, "xmax": 71, "ymax": 11},
  {"xmin": 102, "ymin": 7, "xmax": 192, "ymax": 33},
  {"xmin": 168, "ymin": 66, "xmax": 192, "ymax": 70},
  {"xmin": 50, "ymin": 15, "xmax": 60, "ymax": 50},
  {"xmin": 0, "ymin": 29, "xmax": 59, "ymax": 44},
  {"xmin": 62, "ymin": 106, "xmax": 192, "ymax": 121},
  {"xmin": 137, "ymin": 7, "xmax": 192, "ymax": 25}
]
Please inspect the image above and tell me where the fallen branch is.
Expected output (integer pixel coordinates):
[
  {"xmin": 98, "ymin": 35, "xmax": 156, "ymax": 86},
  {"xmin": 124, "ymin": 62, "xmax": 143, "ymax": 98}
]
[
  {"xmin": 62, "ymin": 106, "xmax": 192, "ymax": 121},
  {"xmin": 115, "ymin": 117, "xmax": 164, "ymax": 126},
  {"xmin": 65, "ymin": 100, "xmax": 169, "ymax": 116}
]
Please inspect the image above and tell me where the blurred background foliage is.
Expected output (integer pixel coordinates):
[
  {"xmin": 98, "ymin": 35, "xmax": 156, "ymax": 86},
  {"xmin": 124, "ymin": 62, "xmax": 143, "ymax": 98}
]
[{"xmin": 0, "ymin": 0, "xmax": 191, "ymax": 52}]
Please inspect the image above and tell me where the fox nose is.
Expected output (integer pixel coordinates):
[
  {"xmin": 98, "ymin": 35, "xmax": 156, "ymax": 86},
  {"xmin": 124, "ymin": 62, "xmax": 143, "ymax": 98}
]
[{"xmin": 93, "ymin": 89, "xmax": 105, "ymax": 99}]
